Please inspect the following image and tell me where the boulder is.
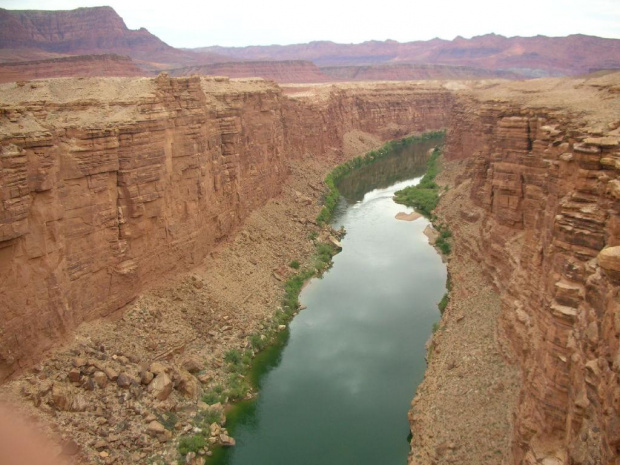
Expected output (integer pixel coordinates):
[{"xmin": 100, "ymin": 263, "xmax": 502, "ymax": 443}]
[
  {"xmin": 220, "ymin": 433, "xmax": 236, "ymax": 447},
  {"xmin": 598, "ymin": 246, "xmax": 620, "ymax": 281},
  {"xmin": 148, "ymin": 372, "xmax": 173, "ymax": 401},
  {"xmin": 103, "ymin": 365, "xmax": 119, "ymax": 381},
  {"xmin": 67, "ymin": 368, "xmax": 81, "ymax": 383},
  {"xmin": 146, "ymin": 420, "xmax": 165, "ymax": 436},
  {"xmin": 93, "ymin": 371, "xmax": 108, "ymax": 388},
  {"xmin": 117, "ymin": 373, "xmax": 135, "ymax": 389},
  {"xmin": 181, "ymin": 356, "xmax": 203, "ymax": 374},
  {"xmin": 149, "ymin": 362, "xmax": 167, "ymax": 376},
  {"xmin": 51, "ymin": 385, "xmax": 72, "ymax": 411},
  {"xmin": 140, "ymin": 370, "xmax": 154, "ymax": 385},
  {"xmin": 176, "ymin": 370, "xmax": 201, "ymax": 399}
]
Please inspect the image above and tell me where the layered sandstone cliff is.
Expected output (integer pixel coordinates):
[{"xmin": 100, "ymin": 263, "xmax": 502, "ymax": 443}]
[
  {"xmin": 410, "ymin": 72, "xmax": 620, "ymax": 464},
  {"xmin": 3, "ymin": 69, "xmax": 618, "ymax": 464},
  {"xmin": 0, "ymin": 77, "xmax": 451, "ymax": 382}
]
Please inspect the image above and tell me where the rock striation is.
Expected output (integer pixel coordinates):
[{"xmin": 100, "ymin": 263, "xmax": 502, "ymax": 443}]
[
  {"xmin": 2, "ymin": 66, "xmax": 619, "ymax": 464},
  {"xmin": 410, "ymin": 72, "xmax": 620, "ymax": 464},
  {"xmin": 169, "ymin": 60, "xmax": 331, "ymax": 83},
  {"xmin": 0, "ymin": 76, "xmax": 450, "ymax": 381},
  {"xmin": 0, "ymin": 54, "xmax": 145, "ymax": 83}
]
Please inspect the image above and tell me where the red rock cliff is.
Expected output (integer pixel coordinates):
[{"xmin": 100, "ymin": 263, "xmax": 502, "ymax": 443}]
[
  {"xmin": 0, "ymin": 77, "xmax": 451, "ymax": 381},
  {"xmin": 442, "ymin": 74, "xmax": 620, "ymax": 464}
]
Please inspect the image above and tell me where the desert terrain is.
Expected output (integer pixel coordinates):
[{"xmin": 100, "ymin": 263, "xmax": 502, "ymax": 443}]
[{"xmin": 1, "ymin": 5, "xmax": 620, "ymax": 465}]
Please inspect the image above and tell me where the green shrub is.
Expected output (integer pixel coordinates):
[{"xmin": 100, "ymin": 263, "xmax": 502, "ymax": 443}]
[
  {"xmin": 202, "ymin": 385, "xmax": 225, "ymax": 405},
  {"xmin": 317, "ymin": 131, "xmax": 445, "ymax": 225},
  {"xmin": 283, "ymin": 269, "xmax": 314, "ymax": 310},
  {"xmin": 224, "ymin": 349, "xmax": 242, "ymax": 365},
  {"xmin": 438, "ymin": 293, "xmax": 449, "ymax": 314},
  {"xmin": 289, "ymin": 260, "xmax": 300, "ymax": 269},
  {"xmin": 393, "ymin": 145, "xmax": 443, "ymax": 218},
  {"xmin": 178, "ymin": 434, "xmax": 206, "ymax": 456},
  {"xmin": 436, "ymin": 236, "xmax": 452, "ymax": 255},
  {"xmin": 393, "ymin": 187, "xmax": 439, "ymax": 217},
  {"xmin": 250, "ymin": 333, "xmax": 267, "ymax": 351},
  {"xmin": 194, "ymin": 408, "xmax": 221, "ymax": 427},
  {"xmin": 226, "ymin": 375, "xmax": 250, "ymax": 401},
  {"xmin": 157, "ymin": 412, "xmax": 178, "ymax": 431}
]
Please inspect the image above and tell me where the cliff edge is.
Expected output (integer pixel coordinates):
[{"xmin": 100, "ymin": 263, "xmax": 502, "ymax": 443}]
[{"xmin": 410, "ymin": 72, "xmax": 620, "ymax": 464}]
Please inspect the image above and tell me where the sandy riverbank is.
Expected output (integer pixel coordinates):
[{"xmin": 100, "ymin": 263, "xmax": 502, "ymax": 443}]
[{"xmin": 395, "ymin": 211, "xmax": 422, "ymax": 221}]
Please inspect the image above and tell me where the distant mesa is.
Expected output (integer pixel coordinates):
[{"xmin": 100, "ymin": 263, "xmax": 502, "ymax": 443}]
[
  {"xmin": 0, "ymin": 6, "xmax": 619, "ymax": 82},
  {"xmin": 168, "ymin": 60, "xmax": 331, "ymax": 83},
  {"xmin": 320, "ymin": 63, "xmax": 522, "ymax": 81},
  {"xmin": 196, "ymin": 34, "xmax": 620, "ymax": 78},
  {"xmin": 0, "ymin": 6, "xmax": 222, "ymax": 71}
]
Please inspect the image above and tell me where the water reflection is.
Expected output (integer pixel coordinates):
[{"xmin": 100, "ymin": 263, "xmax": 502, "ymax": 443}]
[
  {"xmin": 211, "ymin": 138, "xmax": 446, "ymax": 465},
  {"xmin": 336, "ymin": 139, "xmax": 436, "ymax": 203}
]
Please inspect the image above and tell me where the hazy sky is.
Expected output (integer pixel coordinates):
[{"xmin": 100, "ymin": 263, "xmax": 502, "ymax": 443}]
[{"xmin": 1, "ymin": 0, "xmax": 619, "ymax": 48}]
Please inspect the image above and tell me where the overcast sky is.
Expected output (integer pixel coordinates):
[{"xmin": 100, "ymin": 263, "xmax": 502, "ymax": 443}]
[{"xmin": 1, "ymin": 0, "xmax": 619, "ymax": 48}]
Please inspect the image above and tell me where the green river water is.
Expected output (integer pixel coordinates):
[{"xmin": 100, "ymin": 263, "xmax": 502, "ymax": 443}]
[{"xmin": 210, "ymin": 137, "xmax": 446, "ymax": 465}]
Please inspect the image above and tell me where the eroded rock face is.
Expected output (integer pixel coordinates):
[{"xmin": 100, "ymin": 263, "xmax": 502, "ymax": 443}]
[
  {"xmin": 0, "ymin": 76, "xmax": 450, "ymax": 381},
  {"xmin": 436, "ymin": 87, "xmax": 620, "ymax": 464}
]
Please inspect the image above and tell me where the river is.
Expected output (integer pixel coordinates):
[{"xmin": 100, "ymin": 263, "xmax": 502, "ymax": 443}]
[{"xmin": 210, "ymin": 137, "xmax": 447, "ymax": 465}]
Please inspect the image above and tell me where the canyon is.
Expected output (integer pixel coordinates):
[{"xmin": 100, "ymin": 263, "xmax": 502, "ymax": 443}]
[
  {"xmin": 0, "ymin": 76, "xmax": 451, "ymax": 463},
  {"xmin": 1, "ymin": 16, "xmax": 619, "ymax": 462},
  {"xmin": 0, "ymin": 76, "xmax": 450, "ymax": 381}
]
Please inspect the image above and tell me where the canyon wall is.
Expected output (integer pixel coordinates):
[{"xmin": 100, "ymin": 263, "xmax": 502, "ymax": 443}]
[
  {"xmin": 0, "ymin": 76, "xmax": 451, "ymax": 381},
  {"xmin": 442, "ymin": 75, "xmax": 620, "ymax": 463}
]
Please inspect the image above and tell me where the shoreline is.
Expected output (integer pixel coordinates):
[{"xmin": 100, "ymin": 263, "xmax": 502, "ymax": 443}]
[
  {"xmin": 0, "ymin": 156, "xmax": 337, "ymax": 464},
  {"xmin": 396, "ymin": 211, "xmax": 422, "ymax": 222},
  {"xmin": 408, "ymin": 159, "xmax": 520, "ymax": 465}
]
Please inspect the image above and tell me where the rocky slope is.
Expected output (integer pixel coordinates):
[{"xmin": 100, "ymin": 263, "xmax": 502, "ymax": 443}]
[
  {"xmin": 410, "ymin": 72, "xmax": 620, "ymax": 464},
  {"xmin": 0, "ymin": 54, "xmax": 145, "ymax": 83},
  {"xmin": 169, "ymin": 60, "xmax": 331, "ymax": 83}
]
